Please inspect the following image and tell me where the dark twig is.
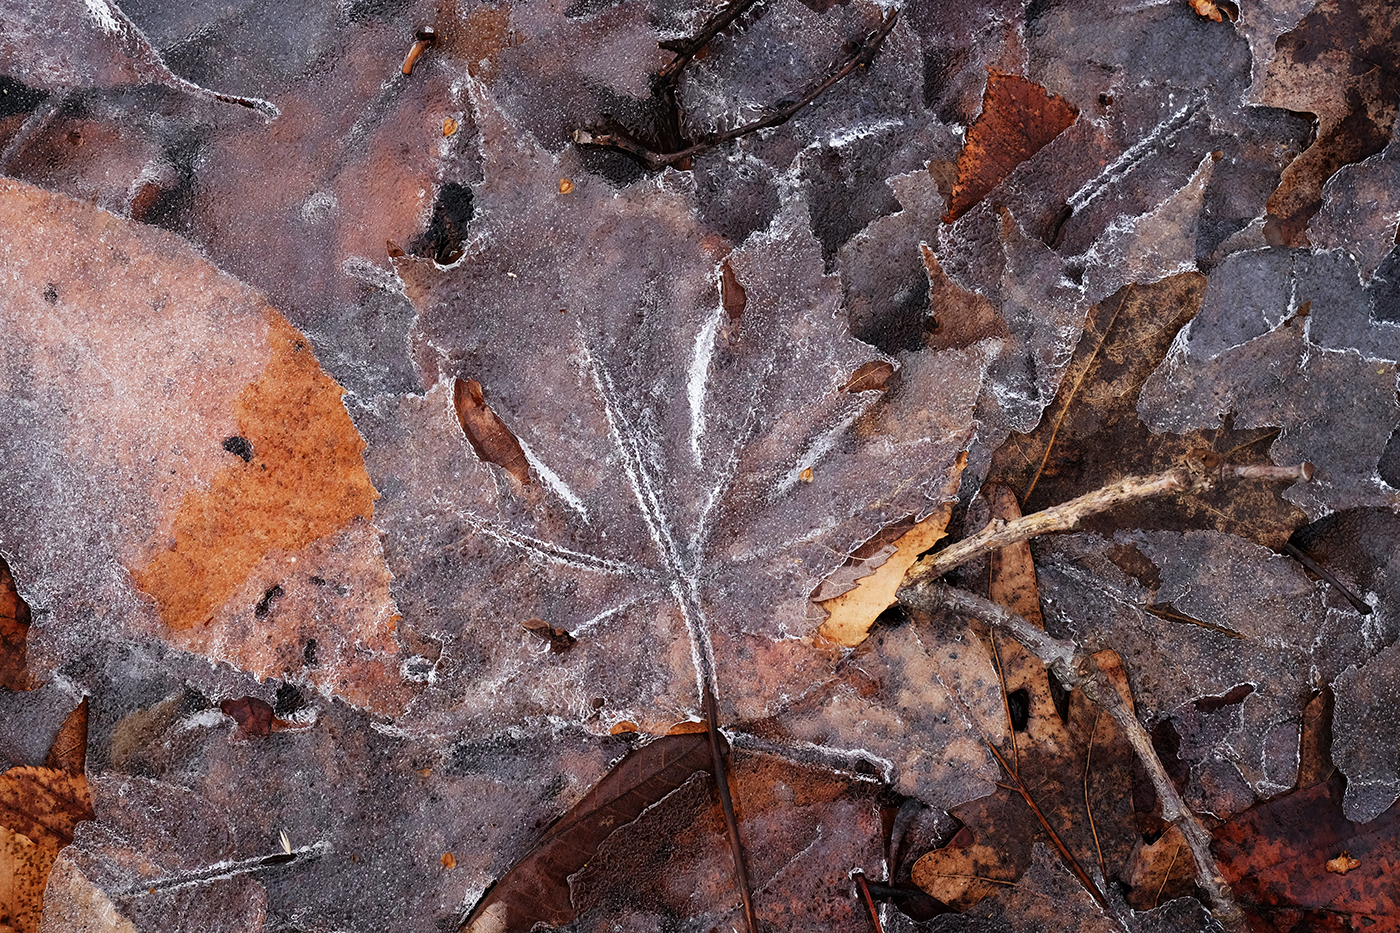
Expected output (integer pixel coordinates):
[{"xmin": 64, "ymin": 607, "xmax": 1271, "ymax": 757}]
[
  {"xmin": 658, "ymin": 0, "xmax": 764, "ymax": 81},
  {"xmin": 574, "ymin": 10, "xmax": 899, "ymax": 169},
  {"xmin": 705, "ymin": 683, "xmax": 758, "ymax": 933},
  {"xmin": 1283, "ymin": 541, "xmax": 1372, "ymax": 615},
  {"xmin": 897, "ymin": 582, "xmax": 1247, "ymax": 931}
]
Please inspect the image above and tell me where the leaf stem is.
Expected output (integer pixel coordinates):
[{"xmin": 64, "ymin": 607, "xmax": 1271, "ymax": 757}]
[{"xmin": 705, "ymin": 683, "xmax": 759, "ymax": 933}]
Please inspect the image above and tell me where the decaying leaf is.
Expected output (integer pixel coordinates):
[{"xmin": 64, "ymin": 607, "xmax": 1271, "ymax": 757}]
[
  {"xmin": 520, "ymin": 619, "xmax": 575, "ymax": 653},
  {"xmin": 462, "ymin": 732, "xmax": 714, "ymax": 933},
  {"xmin": 0, "ymin": 557, "xmax": 31, "ymax": 692},
  {"xmin": 1215, "ymin": 773, "xmax": 1400, "ymax": 931},
  {"xmin": 0, "ymin": 177, "xmax": 410, "ymax": 715},
  {"xmin": 944, "ymin": 72, "xmax": 1078, "ymax": 223},
  {"xmin": 453, "ymin": 378, "xmax": 532, "ymax": 488}
]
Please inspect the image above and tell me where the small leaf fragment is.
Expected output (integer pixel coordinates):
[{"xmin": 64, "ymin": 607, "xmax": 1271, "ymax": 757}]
[
  {"xmin": 43, "ymin": 698, "xmax": 89, "ymax": 775},
  {"xmin": 0, "ymin": 555, "xmax": 32, "ymax": 691},
  {"xmin": 719, "ymin": 260, "xmax": 746, "ymax": 322},
  {"xmin": 840, "ymin": 360, "xmax": 896, "ymax": 393},
  {"xmin": 1326, "ymin": 851, "xmax": 1360, "ymax": 875},
  {"xmin": 453, "ymin": 377, "xmax": 532, "ymax": 487},
  {"xmin": 521, "ymin": 618, "xmax": 575, "ymax": 652},
  {"xmin": 220, "ymin": 696, "xmax": 274, "ymax": 738}
]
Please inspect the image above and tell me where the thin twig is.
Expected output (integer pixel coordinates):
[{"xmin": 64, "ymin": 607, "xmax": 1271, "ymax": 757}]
[
  {"xmin": 1283, "ymin": 541, "xmax": 1372, "ymax": 615},
  {"xmin": 575, "ymin": 11, "xmax": 899, "ymax": 169},
  {"xmin": 906, "ymin": 461, "xmax": 1313, "ymax": 586},
  {"xmin": 658, "ymin": 0, "xmax": 764, "ymax": 81},
  {"xmin": 853, "ymin": 872, "xmax": 885, "ymax": 933},
  {"xmin": 704, "ymin": 683, "xmax": 758, "ymax": 933},
  {"xmin": 897, "ymin": 583, "xmax": 1247, "ymax": 931},
  {"xmin": 986, "ymin": 742, "xmax": 1109, "ymax": 912}
]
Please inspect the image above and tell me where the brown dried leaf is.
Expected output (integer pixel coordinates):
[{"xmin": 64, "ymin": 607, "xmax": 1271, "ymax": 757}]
[
  {"xmin": 453, "ymin": 378, "xmax": 532, "ymax": 487},
  {"xmin": 0, "ymin": 556, "xmax": 31, "ymax": 692},
  {"xmin": 1123, "ymin": 825, "xmax": 1193, "ymax": 910},
  {"xmin": 219, "ymin": 697, "xmax": 275, "ymax": 739},
  {"xmin": 42, "ymin": 699, "xmax": 87, "ymax": 776},
  {"xmin": 0, "ymin": 768, "xmax": 92, "ymax": 853},
  {"xmin": 944, "ymin": 72, "xmax": 1078, "ymax": 223},
  {"xmin": 462, "ymin": 732, "xmax": 715, "ymax": 933},
  {"xmin": 987, "ymin": 273, "xmax": 1310, "ymax": 549},
  {"xmin": 840, "ymin": 360, "xmax": 897, "ymax": 393},
  {"xmin": 0, "ymin": 177, "xmax": 409, "ymax": 715}
]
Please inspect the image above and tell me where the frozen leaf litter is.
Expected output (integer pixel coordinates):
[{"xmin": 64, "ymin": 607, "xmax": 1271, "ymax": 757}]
[{"xmin": 0, "ymin": 0, "xmax": 1399, "ymax": 930}]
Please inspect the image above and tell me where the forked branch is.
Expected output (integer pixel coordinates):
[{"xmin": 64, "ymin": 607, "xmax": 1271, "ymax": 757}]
[
  {"xmin": 897, "ymin": 583, "xmax": 1246, "ymax": 931},
  {"xmin": 904, "ymin": 460, "xmax": 1313, "ymax": 586}
]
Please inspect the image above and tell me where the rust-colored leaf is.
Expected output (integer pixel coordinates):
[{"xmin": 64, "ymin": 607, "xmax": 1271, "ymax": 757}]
[
  {"xmin": 840, "ymin": 360, "xmax": 896, "ymax": 393},
  {"xmin": 43, "ymin": 698, "xmax": 88, "ymax": 775},
  {"xmin": 462, "ymin": 731, "xmax": 716, "ymax": 933},
  {"xmin": 0, "ymin": 555, "xmax": 32, "ymax": 691},
  {"xmin": 453, "ymin": 377, "xmax": 532, "ymax": 487},
  {"xmin": 0, "ymin": 765, "xmax": 93, "ymax": 933},
  {"xmin": 220, "ymin": 696, "xmax": 275, "ymax": 738},
  {"xmin": 521, "ymin": 618, "xmax": 575, "ymax": 652},
  {"xmin": 1215, "ymin": 773, "xmax": 1400, "ymax": 931},
  {"xmin": 944, "ymin": 72, "xmax": 1077, "ymax": 223}
]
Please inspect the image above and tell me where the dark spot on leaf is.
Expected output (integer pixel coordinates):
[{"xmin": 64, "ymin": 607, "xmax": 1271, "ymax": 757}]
[
  {"xmin": 222, "ymin": 435, "xmax": 254, "ymax": 462},
  {"xmin": 273, "ymin": 682, "xmax": 304, "ymax": 717},
  {"xmin": 1006, "ymin": 687, "xmax": 1030, "ymax": 731},
  {"xmin": 0, "ymin": 76, "xmax": 47, "ymax": 119},
  {"xmin": 303, "ymin": 638, "xmax": 318, "ymax": 666},
  {"xmin": 410, "ymin": 182, "xmax": 475, "ymax": 264},
  {"xmin": 1047, "ymin": 676, "xmax": 1071, "ymax": 724},
  {"xmin": 254, "ymin": 583, "xmax": 284, "ymax": 618},
  {"xmin": 42, "ymin": 284, "xmax": 58, "ymax": 304}
]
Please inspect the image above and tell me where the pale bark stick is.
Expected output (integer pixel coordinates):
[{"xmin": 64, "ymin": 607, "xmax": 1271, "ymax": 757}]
[
  {"xmin": 904, "ymin": 462, "xmax": 1312, "ymax": 586},
  {"xmin": 897, "ymin": 582, "xmax": 1247, "ymax": 931}
]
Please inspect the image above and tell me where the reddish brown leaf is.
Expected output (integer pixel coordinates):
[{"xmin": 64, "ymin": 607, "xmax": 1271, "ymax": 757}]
[
  {"xmin": 453, "ymin": 377, "xmax": 532, "ymax": 487},
  {"xmin": 0, "ymin": 555, "xmax": 31, "ymax": 691},
  {"xmin": 0, "ymin": 767, "xmax": 93, "ymax": 854},
  {"xmin": 520, "ymin": 618, "xmax": 576, "ymax": 652},
  {"xmin": 220, "ymin": 696, "xmax": 275, "ymax": 738},
  {"xmin": 840, "ymin": 360, "xmax": 896, "ymax": 393},
  {"xmin": 720, "ymin": 260, "xmax": 747, "ymax": 322},
  {"xmin": 43, "ymin": 698, "xmax": 88, "ymax": 775},
  {"xmin": 1215, "ymin": 773, "xmax": 1400, "ymax": 932},
  {"xmin": 944, "ymin": 72, "xmax": 1078, "ymax": 223},
  {"xmin": 462, "ymin": 731, "xmax": 716, "ymax": 933}
]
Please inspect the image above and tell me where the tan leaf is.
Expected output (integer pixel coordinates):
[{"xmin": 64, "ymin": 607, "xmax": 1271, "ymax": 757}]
[
  {"xmin": 816, "ymin": 453, "xmax": 967, "ymax": 647},
  {"xmin": 34, "ymin": 854, "xmax": 136, "ymax": 933}
]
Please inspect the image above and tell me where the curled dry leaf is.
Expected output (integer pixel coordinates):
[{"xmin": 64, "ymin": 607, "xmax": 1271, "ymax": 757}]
[
  {"xmin": 462, "ymin": 732, "xmax": 714, "ymax": 933},
  {"xmin": 453, "ymin": 378, "xmax": 532, "ymax": 487}
]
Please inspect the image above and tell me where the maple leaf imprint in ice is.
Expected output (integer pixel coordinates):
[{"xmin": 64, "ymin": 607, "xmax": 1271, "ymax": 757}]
[{"xmin": 374, "ymin": 82, "xmax": 992, "ymax": 735}]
